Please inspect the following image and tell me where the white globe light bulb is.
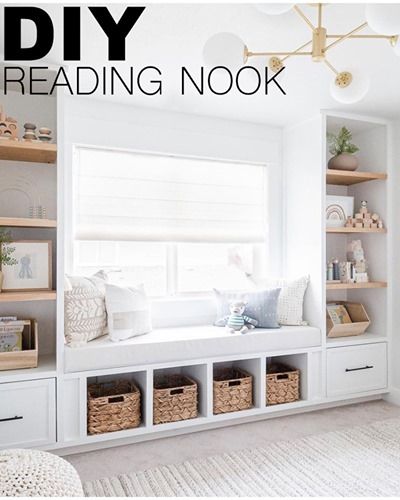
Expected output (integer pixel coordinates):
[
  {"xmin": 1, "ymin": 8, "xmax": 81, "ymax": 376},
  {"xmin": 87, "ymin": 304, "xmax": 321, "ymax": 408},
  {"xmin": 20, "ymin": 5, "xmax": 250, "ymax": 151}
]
[
  {"xmin": 254, "ymin": 4, "xmax": 294, "ymax": 16},
  {"xmin": 330, "ymin": 69, "xmax": 370, "ymax": 104},
  {"xmin": 203, "ymin": 32, "xmax": 246, "ymax": 68},
  {"xmin": 365, "ymin": 4, "xmax": 400, "ymax": 36}
]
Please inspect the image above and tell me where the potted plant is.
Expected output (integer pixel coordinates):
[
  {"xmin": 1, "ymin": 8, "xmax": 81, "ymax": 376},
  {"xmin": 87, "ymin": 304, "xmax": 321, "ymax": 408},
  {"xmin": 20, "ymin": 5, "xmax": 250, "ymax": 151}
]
[
  {"xmin": 327, "ymin": 127, "xmax": 359, "ymax": 171},
  {"xmin": 0, "ymin": 229, "xmax": 17, "ymax": 292}
]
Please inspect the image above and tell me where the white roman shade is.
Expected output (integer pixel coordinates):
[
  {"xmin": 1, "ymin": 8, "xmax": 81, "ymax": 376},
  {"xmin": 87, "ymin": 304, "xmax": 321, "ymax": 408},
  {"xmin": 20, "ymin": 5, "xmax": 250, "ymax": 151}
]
[{"xmin": 74, "ymin": 147, "xmax": 267, "ymax": 243}]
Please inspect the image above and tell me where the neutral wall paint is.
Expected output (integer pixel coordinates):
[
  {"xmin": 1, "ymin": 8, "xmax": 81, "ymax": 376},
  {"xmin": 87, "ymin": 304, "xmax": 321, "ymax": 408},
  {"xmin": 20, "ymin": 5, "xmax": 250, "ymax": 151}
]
[{"xmin": 61, "ymin": 96, "xmax": 283, "ymax": 326}]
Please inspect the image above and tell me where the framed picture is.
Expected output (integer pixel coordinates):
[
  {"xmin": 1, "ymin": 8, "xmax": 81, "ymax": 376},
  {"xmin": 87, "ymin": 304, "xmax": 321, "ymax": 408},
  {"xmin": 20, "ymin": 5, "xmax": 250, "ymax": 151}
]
[
  {"xmin": 0, "ymin": 240, "xmax": 52, "ymax": 291},
  {"xmin": 326, "ymin": 195, "xmax": 354, "ymax": 228}
]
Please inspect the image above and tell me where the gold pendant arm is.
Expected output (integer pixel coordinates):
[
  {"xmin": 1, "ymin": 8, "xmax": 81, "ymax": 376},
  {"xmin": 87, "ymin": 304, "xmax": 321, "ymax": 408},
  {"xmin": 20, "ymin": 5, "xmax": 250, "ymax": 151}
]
[
  {"xmin": 324, "ymin": 22, "xmax": 368, "ymax": 52},
  {"xmin": 293, "ymin": 5, "xmax": 315, "ymax": 31}
]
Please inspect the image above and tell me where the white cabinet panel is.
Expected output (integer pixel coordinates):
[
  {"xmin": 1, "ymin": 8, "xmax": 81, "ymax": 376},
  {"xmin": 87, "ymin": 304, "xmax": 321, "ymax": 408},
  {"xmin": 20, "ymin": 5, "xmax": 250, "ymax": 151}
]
[
  {"xmin": 0, "ymin": 379, "xmax": 56, "ymax": 449},
  {"xmin": 327, "ymin": 343, "xmax": 387, "ymax": 397}
]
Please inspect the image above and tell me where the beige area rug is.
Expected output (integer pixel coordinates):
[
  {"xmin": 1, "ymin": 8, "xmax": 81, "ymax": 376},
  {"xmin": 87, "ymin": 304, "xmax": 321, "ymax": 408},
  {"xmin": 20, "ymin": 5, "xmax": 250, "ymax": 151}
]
[{"xmin": 83, "ymin": 418, "xmax": 400, "ymax": 497}]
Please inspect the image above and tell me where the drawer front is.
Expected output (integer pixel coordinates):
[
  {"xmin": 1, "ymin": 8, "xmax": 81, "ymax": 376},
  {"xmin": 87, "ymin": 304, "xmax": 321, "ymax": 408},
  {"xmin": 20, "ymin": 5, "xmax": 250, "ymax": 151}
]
[
  {"xmin": 0, "ymin": 379, "xmax": 56, "ymax": 449},
  {"xmin": 327, "ymin": 343, "xmax": 387, "ymax": 397}
]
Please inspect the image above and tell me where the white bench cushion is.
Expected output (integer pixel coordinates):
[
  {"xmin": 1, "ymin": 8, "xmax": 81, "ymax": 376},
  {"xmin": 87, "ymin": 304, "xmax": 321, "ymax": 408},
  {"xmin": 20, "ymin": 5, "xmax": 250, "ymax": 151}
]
[{"xmin": 64, "ymin": 325, "xmax": 321, "ymax": 373}]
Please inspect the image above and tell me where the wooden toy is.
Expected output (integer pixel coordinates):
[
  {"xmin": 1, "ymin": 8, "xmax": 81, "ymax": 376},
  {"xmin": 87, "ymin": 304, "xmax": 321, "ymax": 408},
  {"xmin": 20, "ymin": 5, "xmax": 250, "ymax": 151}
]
[
  {"xmin": 344, "ymin": 201, "xmax": 384, "ymax": 230},
  {"xmin": 23, "ymin": 123, "xmax": 37, "ymax": 141},
  {"xmin": 0, "ymin": 105, "xmax": 18, "ymax": 140}
]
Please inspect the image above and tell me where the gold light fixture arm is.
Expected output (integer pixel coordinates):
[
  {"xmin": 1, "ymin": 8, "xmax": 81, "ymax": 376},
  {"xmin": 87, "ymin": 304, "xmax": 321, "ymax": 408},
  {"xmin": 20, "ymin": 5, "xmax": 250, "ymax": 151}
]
[
  {"xmin": 324, "ymin": 22, "xmax": 368, "ymax": 52},
  {"xmin": 293, "ymin": 5, "xmax": 315, "ymax": 31},
  {"xmin": 246, "ymin": 50, "xmax": 312, "ymax": 57},
  {"xmin": 318, "ymin": 3, "xmax": 323, "ymax": 29},
  {"xmin": 324, "ymin": 59, "xmax": 339, "ymax": 75},
  {"xmin": 282, "ymin": 40, "xmax": 313, "ymax": 62}
]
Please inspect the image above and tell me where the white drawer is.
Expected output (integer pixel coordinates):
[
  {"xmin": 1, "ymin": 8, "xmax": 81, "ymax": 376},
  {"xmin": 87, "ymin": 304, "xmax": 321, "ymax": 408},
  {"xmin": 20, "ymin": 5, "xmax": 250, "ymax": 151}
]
[
  {"xmin": 0, "ymin": 379, "xmax": 56, "ymax": 449},
  {"xmin": 327, "ymin": 343, "xmax": 387, "ymax": 397}
]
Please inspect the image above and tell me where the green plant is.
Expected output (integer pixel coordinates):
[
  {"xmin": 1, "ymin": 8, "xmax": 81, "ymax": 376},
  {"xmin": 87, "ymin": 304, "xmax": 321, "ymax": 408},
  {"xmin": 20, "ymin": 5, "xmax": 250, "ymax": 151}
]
[
  {"xmin": 0, "ymin": 229, "xmax": 17, "ymax": 268},
  {"xmin": 327, "ymin": 127, "xmax": 359, "ymax": 156}
]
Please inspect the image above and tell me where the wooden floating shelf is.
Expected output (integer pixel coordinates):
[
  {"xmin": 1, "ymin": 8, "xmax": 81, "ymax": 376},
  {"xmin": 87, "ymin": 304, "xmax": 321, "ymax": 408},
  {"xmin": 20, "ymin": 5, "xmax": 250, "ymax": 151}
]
[
  {"xmin": 0, "ymin": 217, "xmax": 57, "ymax": 228},
  {"xmin": 326, "ymin": 227, "xmax": 386, "ymax": 234},
  {"xmin": 0, "ymin": 290, "xmax": 57, "ymax": 303},
  {"xmin": 326, "ymin": 281, "xmax": 387, "ymax": 290},
  {"xmin": 326, "ymin": 169, "xmax": 387, "ymax": 186},
  {"xmin": 0, "ymin": 140, "xmax": 57, "ymax": 164}
]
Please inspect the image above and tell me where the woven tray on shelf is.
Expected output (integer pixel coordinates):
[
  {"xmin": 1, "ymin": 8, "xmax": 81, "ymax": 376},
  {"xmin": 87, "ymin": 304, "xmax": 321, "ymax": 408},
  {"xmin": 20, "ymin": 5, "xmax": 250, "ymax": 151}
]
[
  {"xmin": 213, "ymin": 367, "xmax": 253, "ymax": 415},
  {"xmin": 87, "ymin": 380, "xmax": 141, "ymax": 435},
  {"xmin": 266, "ymin": 363, "xmax": 300, "ymax": 406},
  {"xmin": 153, "ymin": 374, "xmax": 198, "ymax": 425}
]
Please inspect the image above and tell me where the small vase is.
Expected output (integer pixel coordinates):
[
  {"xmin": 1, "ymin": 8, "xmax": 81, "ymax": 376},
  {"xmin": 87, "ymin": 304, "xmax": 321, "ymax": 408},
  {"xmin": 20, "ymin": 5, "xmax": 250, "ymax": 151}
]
[
  {"xmin": 328, "ymin": 153, "xmax": 359, "ymax": 171},
  {"xmin": 0, "ymin": 270, "xmax": 3, "ymax": 293}
]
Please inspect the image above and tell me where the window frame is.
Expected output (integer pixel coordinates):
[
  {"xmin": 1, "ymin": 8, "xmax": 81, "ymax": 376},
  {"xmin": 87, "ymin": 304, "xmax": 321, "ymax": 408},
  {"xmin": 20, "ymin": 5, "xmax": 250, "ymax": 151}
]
[{"xmin": 68, "ymin": 144, "xmax": 281, "ymax": 297}]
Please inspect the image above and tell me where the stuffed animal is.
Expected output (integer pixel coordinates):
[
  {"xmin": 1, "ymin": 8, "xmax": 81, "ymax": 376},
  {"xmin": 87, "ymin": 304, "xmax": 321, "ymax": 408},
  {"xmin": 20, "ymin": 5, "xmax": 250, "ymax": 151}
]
[{"xmin": 215, "ymin": 300, "xmax": 258, "ymax": 334}]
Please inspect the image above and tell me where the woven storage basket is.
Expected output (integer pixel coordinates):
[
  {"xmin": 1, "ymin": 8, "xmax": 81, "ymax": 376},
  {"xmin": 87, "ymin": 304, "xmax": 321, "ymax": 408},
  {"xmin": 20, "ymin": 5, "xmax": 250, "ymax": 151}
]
[
  {"xmin": 153, "ymin": 374, "xmax": 198, "ymax": 425},
  {"xmin": 266, "ymin": 363, "xmax": 300, "ymax": 406},
  {"xmin": 87, "ymin": 380, "xmax": 141, "ymax": 435},
  {"xmin": 213, "ymin": 368, "xmax": 253, "ymax": 415}
]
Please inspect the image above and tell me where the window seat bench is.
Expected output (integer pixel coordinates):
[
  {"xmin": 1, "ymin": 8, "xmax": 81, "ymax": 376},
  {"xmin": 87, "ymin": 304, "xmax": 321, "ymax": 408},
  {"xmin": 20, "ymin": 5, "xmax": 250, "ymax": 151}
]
[{"xmin": 64, "ymin": 325, "xmax": 322, "ymax": 373}]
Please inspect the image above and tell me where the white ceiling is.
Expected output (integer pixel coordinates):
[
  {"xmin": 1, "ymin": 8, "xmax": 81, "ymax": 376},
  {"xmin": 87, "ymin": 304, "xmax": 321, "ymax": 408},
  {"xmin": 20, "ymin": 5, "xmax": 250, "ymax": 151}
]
[{"xmin": 2, "ymin": 3, "xmax": 400, "ymax": 126}]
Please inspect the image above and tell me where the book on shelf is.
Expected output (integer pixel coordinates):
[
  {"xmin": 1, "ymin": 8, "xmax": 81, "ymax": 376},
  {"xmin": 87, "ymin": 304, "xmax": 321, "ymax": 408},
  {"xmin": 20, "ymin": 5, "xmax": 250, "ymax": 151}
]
[
  {"xmin": 0, "ymin": 319, "xmax": 33, "ymax": 351},
  {"xmin": 326, "ymin": 304, "xmax": 352, "ymax": 325}
]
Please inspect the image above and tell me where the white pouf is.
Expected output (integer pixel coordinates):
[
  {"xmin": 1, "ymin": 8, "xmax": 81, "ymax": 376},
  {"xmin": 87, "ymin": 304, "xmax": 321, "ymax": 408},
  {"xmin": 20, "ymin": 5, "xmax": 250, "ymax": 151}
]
[{"xmin": 0, "ymin": 449, "xmax": 83, "ymax": 497}]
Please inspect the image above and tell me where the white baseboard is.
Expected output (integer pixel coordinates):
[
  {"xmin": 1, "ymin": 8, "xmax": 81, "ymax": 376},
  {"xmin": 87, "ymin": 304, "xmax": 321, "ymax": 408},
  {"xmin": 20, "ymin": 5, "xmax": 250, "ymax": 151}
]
[{"xmin": 384, "ymin": 388, "xmax": 400, "ymax": 406}]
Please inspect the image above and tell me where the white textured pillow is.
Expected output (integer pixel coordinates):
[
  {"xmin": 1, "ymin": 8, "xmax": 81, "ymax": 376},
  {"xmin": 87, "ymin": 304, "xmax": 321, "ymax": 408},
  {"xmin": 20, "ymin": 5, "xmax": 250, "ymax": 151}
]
[
  {"xmin": 259, "ymin": 275, "xmax": 309, "ymax": 326},
  {"xmin": 64, "ymin": 287, "xmax": 107, "ymax": 347},
  {"xmin": 105, "ymin": 283, "xmax": 152, "ymax": 342}
]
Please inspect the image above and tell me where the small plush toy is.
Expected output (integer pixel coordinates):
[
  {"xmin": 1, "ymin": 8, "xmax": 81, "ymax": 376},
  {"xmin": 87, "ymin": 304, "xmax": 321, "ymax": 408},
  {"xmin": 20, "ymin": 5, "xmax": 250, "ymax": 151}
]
[{"xmin": 216, "ymin": 300, "xmax": 258, "ymax": 334}]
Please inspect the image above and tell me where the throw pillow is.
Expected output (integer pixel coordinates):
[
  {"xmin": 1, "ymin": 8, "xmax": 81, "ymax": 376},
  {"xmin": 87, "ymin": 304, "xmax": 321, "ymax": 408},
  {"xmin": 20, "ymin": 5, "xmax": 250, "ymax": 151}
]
[
  {"xmin": 213, "ymin": 288, "xmax": 281, "ymax": 329},
  {"xmin": 261, "ymin": 275, "xmax": 310, "ymax": 326},
  {"xmin": 105, "ymin": 283, "xmax": 152, "ymax": 342},
  {"xmin": 64, "ymin": 287, "xmax": 108, "ymax": 347}
]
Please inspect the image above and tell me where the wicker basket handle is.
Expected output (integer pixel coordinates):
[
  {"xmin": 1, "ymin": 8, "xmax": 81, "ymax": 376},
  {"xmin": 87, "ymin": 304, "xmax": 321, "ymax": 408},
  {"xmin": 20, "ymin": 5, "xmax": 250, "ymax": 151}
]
[
  {"xmin": 170, "ymin": 388, "xmax": 184, "ymax": 395},
  {"xmin": 276, "ymin": 374, "xmax": 289, "ymax": 380},
  {"xmin": 228, "ymin": 380, "xmax": 241, "ymax": 387},
  {"xmin": 108, "ymin": 396, "xmax": 125, "ymax": 403}
]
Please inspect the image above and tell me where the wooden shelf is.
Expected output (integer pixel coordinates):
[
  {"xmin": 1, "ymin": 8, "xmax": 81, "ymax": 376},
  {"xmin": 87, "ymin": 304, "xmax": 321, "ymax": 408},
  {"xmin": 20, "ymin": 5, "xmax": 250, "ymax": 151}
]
[
  {"xmin": 0, "ymin": 217, "xmax": 56, "ymax": 228},
  {"xmin": 326, "ymin": 227, "xmax": 386, "ymax": 234},
  {"xmin": 0, "ymin": 140, "xmax": 56, "ymax": 164},
  {"xmin": 326, "ymin": 169, "xmax": 387, "ymax": 186},
  {"xmin": 0, "ymin": 290, "xmax": 56, "ymax": 303},
  {"xmin": 326, "ymin": 281, "xmax": 387, "ymax": 290}
]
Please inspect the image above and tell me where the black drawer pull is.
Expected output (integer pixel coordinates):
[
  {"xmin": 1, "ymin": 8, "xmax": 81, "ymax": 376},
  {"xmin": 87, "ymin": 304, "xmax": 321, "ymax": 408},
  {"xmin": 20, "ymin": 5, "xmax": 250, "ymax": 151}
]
[
  {"xmin": 345, "ymin": 365, "xmax": 374, "ymax": 373},
  {"xmin": 0, "ymin": 415, "xmax": 23, "ymax": 423}
]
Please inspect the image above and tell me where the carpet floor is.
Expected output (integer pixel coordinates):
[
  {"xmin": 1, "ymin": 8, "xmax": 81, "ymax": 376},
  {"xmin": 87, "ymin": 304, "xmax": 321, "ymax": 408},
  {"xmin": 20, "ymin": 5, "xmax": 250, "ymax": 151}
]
[{"xmin": 83, "ymin": 417, "xmax": 400, "ymax": 497}]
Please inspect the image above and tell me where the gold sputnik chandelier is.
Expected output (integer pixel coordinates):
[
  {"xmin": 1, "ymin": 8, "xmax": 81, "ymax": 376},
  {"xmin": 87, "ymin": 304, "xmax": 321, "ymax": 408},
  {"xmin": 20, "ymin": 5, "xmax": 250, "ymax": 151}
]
[{"xmin": 203, "ymin": 3, "xmax": 400, "ymax": 103}]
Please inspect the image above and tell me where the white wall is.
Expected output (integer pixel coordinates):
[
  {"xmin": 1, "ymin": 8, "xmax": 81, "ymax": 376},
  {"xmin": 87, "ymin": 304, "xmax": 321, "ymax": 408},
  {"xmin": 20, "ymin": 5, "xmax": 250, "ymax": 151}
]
[
  {"xmin": 61, "ymin": 96, "xmax": 283, "ymax": 326},
  {"xmin": 283, "ymin": 115, "xmax": 325, "ymax": 330}
]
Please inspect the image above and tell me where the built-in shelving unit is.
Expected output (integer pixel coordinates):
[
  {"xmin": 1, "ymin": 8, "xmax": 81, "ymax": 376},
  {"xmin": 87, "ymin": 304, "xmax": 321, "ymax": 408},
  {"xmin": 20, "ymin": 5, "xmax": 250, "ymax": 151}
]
[
  {"xmin": 0, "ymin": 291, "xmax": 57, "ymax": 303},
  {"xmin": 326, "ymin": 169, "xmax": 387, "ymax": 186},
  {"xmin": 0, "ymin": 140, "xmax": 57, "ymax": 164},
  {"xmin": 0, "ymin": 217, "xmax": 57, "ymax": 228},
  {"xmin": 325, "ymin": 113, "xmax": 389, "ymax": 357}
]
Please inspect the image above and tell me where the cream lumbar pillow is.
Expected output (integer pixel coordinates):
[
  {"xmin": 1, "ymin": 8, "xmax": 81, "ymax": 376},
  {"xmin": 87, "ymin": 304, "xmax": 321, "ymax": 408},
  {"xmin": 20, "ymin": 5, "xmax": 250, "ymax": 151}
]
[{"xmin": 105, "ymin": 283, "xmax": 152, "ymax": 342}]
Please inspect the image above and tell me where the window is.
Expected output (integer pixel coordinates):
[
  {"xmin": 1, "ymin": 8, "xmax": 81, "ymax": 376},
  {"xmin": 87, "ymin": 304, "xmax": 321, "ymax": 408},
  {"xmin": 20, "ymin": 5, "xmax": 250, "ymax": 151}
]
[{"xmin": 73, "ymin": 147, "xmax": 268, "ymax": 297}]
